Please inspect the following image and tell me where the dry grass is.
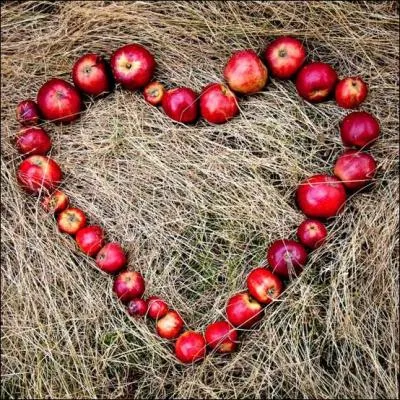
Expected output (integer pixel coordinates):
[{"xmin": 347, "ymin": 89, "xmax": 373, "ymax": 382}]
[{"xmin": 1, "ymin": 1, "xmax": 399, "ymax": 398}]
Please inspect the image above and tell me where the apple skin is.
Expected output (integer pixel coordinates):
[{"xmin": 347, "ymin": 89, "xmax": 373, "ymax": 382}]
[
  {"xmin": 297, "ymin": 219, "xmax": 327, "ymax": 249},
  {"xmin": 175, "ymin": 331, "xmax": 206, "ymax": 363},
  {"xmin": 335, "ymin": 76, "xmax": 368, "ymax": 109},
  {"xmin": 246, "ymin": 267, "xmax": 283, "ymax": 304},
  {"xmin": 127, "ymin": 298, "xmax": 148, "ymax": 317},
  {"xmin": 41, "ymin": 190, "xmax": 69, "ymax": 214},
  {"xmin": 57, "ymin": 207, "xmax": 87, "ymax": 235},
  {"xmin": 295, "ymin": 62, "xmax": 338, "ymax": 103},
  {"xmin": 296, "ymin": 174, "xmax": 347, "ymax": 219},
  {"xmin": 200, "ymin": 83, "xmax": 239, "ymax": 124},
  {"xmin": 17, "ymin": 155, "xmax": 62, "ymax": 194},
  {"xmin": 225, "ymin": 292, "xmax": 263, "ymax": 328},
  {"xmin": 16, "ymin": 127, "xmax": 52, "ymax": 156},
  {"xmin": 224, "ymin": 49, "xmax": 268, "ymax": 95},
  {"xmin": 333, "ymin": 150, "xmax": 377, "ymax": 190},
  {"xmin": 110, "ymin": 44, "xmax": 155, "ymax": 90},
  {"xmin": 16, "ymin": 100, "xmax": 41, "ymax": 126},
  {"xmin": 340, "ymin": 111, "xmax": 380, "ymax": 148},
  {"xmin": 113, "ymin": 271, "xmax": 145, "ymax": 303},
  {"xmin": 95, "ymin": 242, "xmax": 127, "ymax": 274},
  {"xmin": 72, "ymin": 53, "xmax": 112, "ymax": 96},
  {"xmin": 156, "ymin": 310, "xmax": 184, "ymax": 340},
  {"xmin": 264, "ymin": 36, "xmax": 306, "ymax": 79},
  {"xmin": 143, "ymin": 81, "xmax": 165, "ymax": 106},
  {"xmin": 147, "ymin": 296, "xmax": 169, "ymax": 320},
  {"xmin": 37, "ymin": 78, "xmax": 83, "ymax": 123},
  {"xmin": 75, "ymin": 225, "xmax": 105, "ymax": 257},
  {"xmin": 162, "ymin": 87, "xmax": 198, "ymax": 123},
  {"xmin": 204, "ymin": 321, "xmax": 238, "ymax": 353}
]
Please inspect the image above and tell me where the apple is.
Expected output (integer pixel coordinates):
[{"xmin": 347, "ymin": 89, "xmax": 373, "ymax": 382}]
[
  {"xmin": 16, "ymin": 99, "xmax": 41, "ymax": 126},
  {"xmin": 175, "ymin": 331, "xmax": 206, "ymax": 363},
  {"xmin": 162, "ymin": 87, "xmax": 198, "ymax": 123},
  {"xmin": 335, "ymin": 76, "xmax": 368, "ymax": 109},
  {"xmin": 57, "ymin": 207, "xmax": 87, "ymax": 235},
  {"xmin": 225, "ymin": 292, "xmax": 263, "ymax": 328},
  {"xmin": 297, "ymin": 219, "xmax": 327, "ymax": 249},
  {"xmin": 333, "ymin": 150, "xmax": 377, "ymax": 190},
  {"xmin": 246, "ymin": 267, "xmax": 283, "ymax": 304},
  {"xmin": 72, "ymin": 53, "xmax": 111, "ymax": 96},
  {"xmin": 113, "ymin": 271, "xmax": 145, "ymax": 303},
  {"xmin": 41, "ymin": 190, "xmax": 69, "ymax": 214},
  {"xmin": 296, "ymin": 62, "xmax": 338, "ymax": 103},
  {"xmin": 199, "ymin": 83, "xmax": 239, "ymax": 124},
  {"xmin": 156, "ymin": 310, "xmax": 184, "ymax": 340},
  {"xmin": 147, "ymin": 296, "xmax": 169, "ymax": 320},
  {"xmin": 340, "ymin": 111, "xmax": 380, "ymax": 148},
  {"xmin": 75, "ymin": 225, "xmax": 104, "ymax": 256},
  {"xmin": 143, "ymin": 81, "xmax": 165, "ymax": 106},
  {"xmin": 204, "ymin": 321, "xmax": 238, "ymax": 353},
  {"xmin": 17, "ymin": 155, "xmax": 62, "ymax": 194},
  {"xmin": 95, "ymin": 242, "xmax": 127, "ymax": 274},
  {"xmin": 127, "ymin": 298, "xmax": 148, "ymax": 317},
  {"xmin": 16, "ymin": 127, "xmax": 52, "ymax": 156},
  {"xmin": 264, "ymin": 36, "xmax": 306, "ymax": 79},
  {"xmin": 224, "ymin": 49, "xmax": 268, "ymax": 95},
  {"xmin": 296, "ymin": 174, "xmax": 347, "ymax": 219},
  {"xmin": 267, "ymin": 239, "xmax": 308, "ymax": 278},
  {"xmin": 110, "ymin": 44, "xmax": 155, "ymax": 90}
]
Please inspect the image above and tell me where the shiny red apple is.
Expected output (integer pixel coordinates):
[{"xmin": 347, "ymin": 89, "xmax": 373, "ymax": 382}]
[
  {"xmin": 335, "ymin": 76, "xmax": 368, "ymax": 109},
  {"xmin": 162, "ymin": 87, "xmax": 198, "ymax": 123},
  {"xmin": 156, "ymin": 310, "xmax": 184, "ymax": 340},
  {"xmin": 225, "ymin": 292, "xmax": 263, "ymax": 328},
  {"xmin": 127, "ymin": 298, "xmax": 148, "ymax": 317},
  {"xmin": 113, "ymin": 271, "xmax": 145, "ymax": 303},
  {"xmin": 147, "ymin": 296, "xmax": 169, "ymax": 320},
  {"xmin": 246, "ymin": 267, "xmax": 283, "ymax": 304},
  {"xmin": 16, "ymin": 99, "xmax": 41, "ymax": 126},
  {"xmin": 57, "ymin": 207, "xmax": 87, "ymax": 235},
  {"xmin": 175, "ymin": 331, "xmax": 206, "ymax": 363},
  {"xmin": 143, "ymin": 81, "xmax": 165, "ymax": 106},
  {"xmin": 16, "ymin": 127, "xmax": 52, "ymax": 156},
  {"xmin": 95, "ymin": 242, "xmax": 127, "ymax": 274},
  {"xmin": 204, "ymin": 321, "xmax": 238, "ymax": 353},
  {"xmin": 75, "ymin": 225, "xmax": 104, "ymax": 256},
  {"xmin": 41, "ymin": 190, "xmax": 69, "ymax": 214},
  {"xmin": 297, "ymin": 219, "xmax": 327, "ymax": 249}
]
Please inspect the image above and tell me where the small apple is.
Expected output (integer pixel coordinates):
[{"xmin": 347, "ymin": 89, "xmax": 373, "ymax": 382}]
[
  {"xmin": 267, "ymin": 239, "xmax": 308, "ymax": 278},
  {"xmin": 156, "ymin": 310, "xmax": 184, "ymax": 340},
  {"xmin": 57, "ymin": 207, "xmax": 87, "ymax": 235},
  {"xmin": 17, "ymin": 155, "xmax": 62, "ymax": 194},
  {"xmin": 297, "ymin": 219, "xmax": 327, "ymax": 249},
  {"xmin": 113, "ymin": 271, "xmax": 145, "ymax": 303},
  {"xmin": 72, "ymin": 53, "xmax": 112, "ymax": 96},
  {"xmin": 143, "ymin": 81, "xmax": 165, "ymax": 106},
  {"xmin": 127, "ymin": 298, "xmax": 148, "ymax": 317},
  {"xmin": 16, "ymin": 99, "xmax": 41, "ymax": 126},
  {"xmin": 335, "ymin": 76, "xmax": 368, "ymax": 109},
  {"xmin": 246, "ymin": 267, "xmax": 283, "ymax": 304},
  {"xmin": 199, "ymin": 83, "xmax": 239, "ymax": 124},
  {"xmin": 16, "ymin": 127, "xmax": 52, "ymax": 156},
  {"xmin": 75, "ymin": 225, "xmax": 104, "ymax": 256},
  {"xmin": 147, "ymin": 296, "xmax": 169, "ymax": 320},
  {"xmin": 333, "ymin": 150, "xmax": 377, "ymax": 190},
  {"xmin": 224, "ymin": 49, "xmax": 268, "ymax": 95},
  {"xmin": 175, "ymin": 331, "xmax": 206, "ymax": 363},
  {"xmin": 296, "ymin": 62, "xmax": 338, "ymax": 102},
  {"xmin": 95, "ymin": 242, "xmax": 127, "ymax": 274},
  {"xmin": 264, "ymin": 36, "xmax": 306, "ymax": 79},
  {"xmin": 41, "ymin": 190, "xmax": 69, "ymax": 214},
  {"xmin": 204, "ymin": 321, "xmax": 238, "ymax": 353},
  {"xmin": 225, "ymin": 292, "xmax": 263, "ymax": 328},
  {"xmin": 110, "ymin": 44, "xmax": 156, "ymax": 90},
  {"xmin": 340, "ymin": 111, "xmax": 380, "ymax": 148},
  {"xmin": 162, "ymin": 87, "xmax": 198, "ymax": 123},
  {"xmin": 296, "ymin": 174, "xmax": 347, "ymax": 219}
]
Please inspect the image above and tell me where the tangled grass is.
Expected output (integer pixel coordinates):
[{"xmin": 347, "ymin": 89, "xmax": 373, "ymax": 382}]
[{"xmin": 1, "ymin": 1, "xmax": 399, "ymax": 398}]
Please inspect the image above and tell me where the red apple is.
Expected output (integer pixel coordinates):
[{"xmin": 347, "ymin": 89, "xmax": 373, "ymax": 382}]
[
  {"xmin": 204, "ymin": 321, "xmax": 238, "ymax": 353},
  {"xmin": 225, "ymin": 292, "xmax": 263, "ymax": 328},
  {"xmin": 16, "ymin": 127, "xmax": 52, "ymax": 156},
  {"xmin": 113, "ymin": 271, "xmax": 145, "ymax": 303},
  {"xmin": 162, "ymin": 87, "xmax": 198, "ymax": 123},
  {"xmin": 199, "ymin": 83, "xmax": 239, "ymax": 124},
  {"xmin": 296, "ymin": 62, "xmax": 338, "ymax": 103},
  {"xmin": 72, "ymin": 53, "xmax": 111, "ymax": 96},
  {"xmin": 333, "ymin": 150, "xmax": 377, "ymax": 190},
  {"xmin": 156, "ymin": 310, "xmax": 184, "ymax": 339},
  {"xmin": 175, "ymin": 331, "xmax": 206, "ymax": 363},
  {"xmin": 224, "ymin": 49, "xmax": 268, "ymax": 95},
  {"xmin": 296, "ymin": 174, "xmax": 347, "ymax": 219},
  {"xmin": 57, "ymin": 207, "xmax": 87, "ymax": 235},
  {"xmin": 127, "ymin": 298, "xmax": 148, "ymax": 317},
  {"xmin": 16, "ymin": 99, "xmax": 41, "ymax": 126},
  {"xmin": 110, "ymin": 44, "xmax": 155, "ymax": 90},
  {"xmin": 143, "ymin": 81, "xmax": 165, "ymax": 106},
  {"xmin": 41, "ymin": 190, "xmax": 69, "ymax": 214},
  {"xmin": 297, "ymin": 219, "xmax": 327, "ymax": 249},
  {"xmin": 340, "ymin": 111, "xmax": 380, "ymax": 148},
  {"xmin": 95, "ymin": 242, "xmax": 127, "ymax": 274},
  {"xmin": 267, "ymin": 239, "xmax": 308, "ymax": 278},
  {"xmin": 147, "ymin": 296, "xmax": 169, "ymax": 320},
  {"xmin": 335, "ymin": 76, "xmax": 368, "ymax": 109},
  {"xmin": 17, "ymin": 155, "xmax": 62, "ymax": 194},
  {"xmin": 246, "ymin": 267, "xmax": 283, "ymax": 304},
  {"xmin": 75, "ymin": 225, "xmax": 104, "ymax": 256},
  {"xmin": 264, "ymin": 36, "xmax": 306, "ymax": 79}
]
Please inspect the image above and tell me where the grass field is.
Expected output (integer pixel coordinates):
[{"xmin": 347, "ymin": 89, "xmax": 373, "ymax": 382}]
[{"xmin": 1, "ymin": 1, "xmax": 399, "ymax": 398}]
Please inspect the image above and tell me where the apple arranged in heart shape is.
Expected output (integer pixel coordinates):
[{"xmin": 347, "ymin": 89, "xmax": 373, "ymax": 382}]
[{"xmin": 13, "ymin": 36, "xmax": 380, "ymax": 364}]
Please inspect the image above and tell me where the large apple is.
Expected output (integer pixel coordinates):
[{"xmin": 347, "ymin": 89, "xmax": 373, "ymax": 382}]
[
  {"xmin": 225, "ymin": 292, "xmax": 263, "ymax": 328},
  {"xmin": 95, "ymin": 242, "xmax": 127, "ymax": 274},
  {"xmin": 162, "ymin": 87, "xmax": 198, "ymax": 123},
  {"xmin": 175, "ymin": 331, "xmax": 206, "ymax": 363},
  {"xmin": 113, "ymin": 271, "xmax": 145, "ymax": 303},
  {"xmin": 16, "ymin": 127, "xmax": 52, "ymax": 156},
  {"xmin": 246, "ymin": 267, "xmax": 283, "ymax": 304},
  {"xmin": 204, "ymin": 321, "xmax": 238, "ymax": 353},
  {"xmin": 335, "ymin": 76, "xmax": 368, "ymax": 109}
]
